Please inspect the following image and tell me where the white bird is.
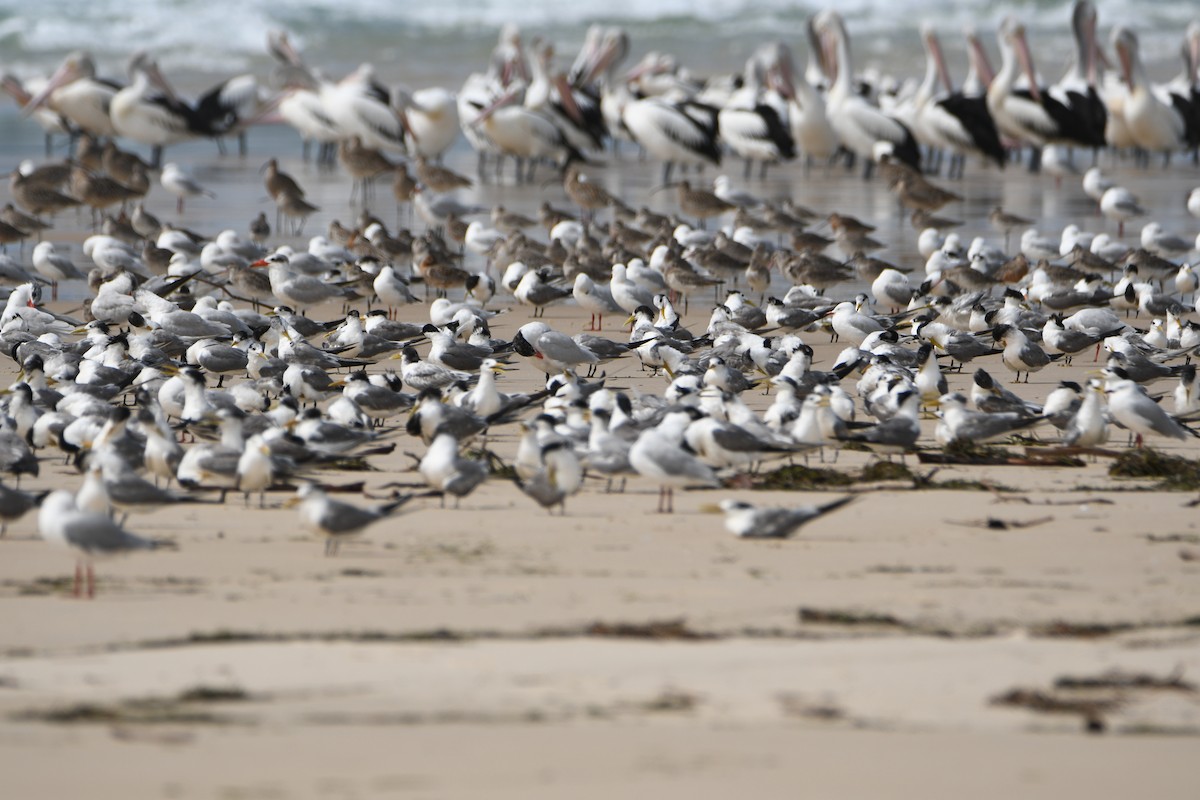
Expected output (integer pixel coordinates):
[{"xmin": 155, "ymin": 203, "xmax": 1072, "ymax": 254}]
[
  {"xmin": 1112, "ymin": 27, "xmax": 1188, "ymax": 162},
  {"xmin": 1099, "ymin": 187, "xmax": 1144, "ymax": 237},
  {"xmin": 620, "ymin": 90, "xmax": 721, "ymax": 183},
  {"xmin": 1187, "ymin": 187, "xmax": 1200, "ymax": 221},
  {"xmin": 160, "ymin": 162, "xmax": 215, "ymax": 214},
  {"xmin": 716, "ymin": 495, "xmax": 855, "ymax": 538},
  {"xmin": 1141, "ymin": 222, "xmax": 1192, "ymax": 260},
  {"xmin": 31, "ymin": 241, "xmax": 84, "ymax": 300},
  {"xmin": 1105, "ymin": 369, "xmax": 1199, "ymax": 445},
  {"xmin": 392, "ymin": 85, "xmax": 460, "ymax": 160},
  {"xmin": 629, "ymin": 410, "xmax": 719, "ymax": 513},
  {"xmin": 22, "ymin": 51, "xmax": 120, "ymax": 138},
  {"xmin": 325, "ymin": 63, "xmax": 408, "ymax": 153},
  {"xmin": 573, "ymin": 273, "xmax": 621, "ymax": 331},
  {"xmin": 38, "ymin": 489, "xmax": 174, "ymax": 598},
  {"xmin": 813, "ymin": 10, "xmax": 921, "ymax": 173},
  {"xmin": 292, "ymin": 483, "xmax": 416, "ymax": 556},
  {"xmin": 110, "ymin": 52, "xmax": 196, "ymax": 164}
]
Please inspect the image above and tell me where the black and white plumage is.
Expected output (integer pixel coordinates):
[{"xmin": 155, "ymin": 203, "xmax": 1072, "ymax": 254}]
[
  {"xmin": 293, "ymin": 483, "xmax": 415, "ymax": 556},
  {"xmin": 621, "ymin": 92, "xmax": 722, "ymax": 183},
  {"xmin": 987, "ymin": 16, "xmax": 1105, "ymax": 159},
  {"xmin": 814, "ymin": 10, "xmax": 921, "ymax": 171},
  {"xmin": 717, "ymin": 495, "xmax": 855, "ymax": 539}
]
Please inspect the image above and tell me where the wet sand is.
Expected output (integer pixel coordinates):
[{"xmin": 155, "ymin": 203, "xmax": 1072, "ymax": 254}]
[{"xmin": 0, "ymin": 117, "xmax": 1199, "ymax": 797}]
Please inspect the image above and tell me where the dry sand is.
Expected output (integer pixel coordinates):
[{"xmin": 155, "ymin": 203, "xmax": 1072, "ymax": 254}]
[{"xmin": 0, "ymin": 122, "xmax": 1199, "ymax": 797}]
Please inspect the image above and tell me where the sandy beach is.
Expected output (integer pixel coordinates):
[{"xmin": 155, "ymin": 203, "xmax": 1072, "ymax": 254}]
[{"xmin": 0, "ymin": 82, "xmax": 1199, "ymax": 798}]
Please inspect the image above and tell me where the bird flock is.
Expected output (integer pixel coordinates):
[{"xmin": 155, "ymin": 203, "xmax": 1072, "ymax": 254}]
[{"xmin": 1, "ymin": 3, "xmax": 1200, "ymax": 595}]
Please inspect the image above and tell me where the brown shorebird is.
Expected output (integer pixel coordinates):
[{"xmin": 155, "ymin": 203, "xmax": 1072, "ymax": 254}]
[
  {"xmin": 263, "ymin": 158, "xmax": 307, "ymax": 230},
  {"xmin": 611, "ymin": 219, "xmax": 655, "ymax": 250},
  {"xmin": 789, "ymin": 229, "xmax": 834, "ymax": 252},
  {"xmin": 993, "ymin": 253, "xmax": 1030, "ymax": 284},
  {"xmin": 564, "ymin": 164, "xmax": 617, "ymax": 220},
  {"xmin": 69, "ymin": 166, "xmax": 141, "ymax": 225},
  {"xmin": 833, "ymin": 229, "xmax": 884, "ymax": 257},
  {"xmin": 712, "ymin": 231, "xmax": 752, "ymax": 264},
  {"xmin": 782, "ymin": 250, "xmax": 853, "ymax": 291},
  {"xmin": 911, "ymin": 209, "xmax": 962, "ymax": 232},
  {"xmin": 539, "ymin": 201, "xmax": 576, "ymax": 232},
  {"xmin": 131, "ymin": 203, "xmax": 162, "ymax": 239},
  {"xmin": 392, "ymin": 164, "xmax": 417, "ymax": 226},
  {"xmin": 365, "ymin": 224, "xmax": 412, "ymax": 261},
  {"xmin": 415, "ymin": 156, "xmax": 471, "ymax": 193},
  {"xmin": 635, "ymin": 206, "xmax": 671, "ymax": 232},
  {"xmin": 101, "ymin": 213, "xmax": 141, "ymax": 247},
  {"xmin": 827, "ymin": 212, "xmax": 875, "ymax": 236},
  {"xmin": 685, "ymin": 245, "xmax": 745, "ymax": 286},
  {"xmin": 248, "ymin": 212, "xmax": 270, "ymax": 245},
  {"xmin": 141, "ymin": 239, "xmax": 174, "ymax": 275},
  {"xmin": 0, "ymin": 219, "xmax": 29, "ymax": 251},
  {"xmin": 491, "ymin": 205, "xmax": 536, "ymax": 233},
  {"xmin": 663, "ymin": 253, "xmax": 721, "ymax": 312},
  {"xmin": 1, "ymin": 203, "xmax": 49, "ymax": 238},
  {"xmin": 848, "ymin": 252, "xmax": 908, "ymax": 282},
  {"xmin": 733, "ymin": 206, "xmax": 773, "ymax": 233},
  {"xmin": 75, "ymin": 134, "xmax": 104, "ymax": 172},
  {"xmin": 419, "ymin": 254, "xmax": 471, "ymax": 298},
  {"xmin": 101, "ymin": 141, "xmax": 153, "ymax": 188},
  {"xmin": 891, "ymin": 172, "xmax": 962, "ymax": 212},
  {"xmin": 745, "ymin": 244, "xmax": 773, "ymax": 302},
  {"xmin": 339, "ymin": 136, "xmax": 396, "ymax": 205},
  {"xmin": 674, "ymin": 180, "xmax": 734, "ymax": 227},
  {"xmin": 275, "ymin": 187, "xmax": 319, "ymax": 236},
  {"xmin": 989, "ymin": 206, "xmax": 1033, "ymax": 250},
  {"xmin": 227, "ymin": 261, "xmax": 277, "ymax": 308},
  {"xmin": 10, "ymin": 169, "xmax": 80, "ymax": 218},
  {"xmin": 443, "ymin": 212, "xmax": 469, "ymax": 246}
]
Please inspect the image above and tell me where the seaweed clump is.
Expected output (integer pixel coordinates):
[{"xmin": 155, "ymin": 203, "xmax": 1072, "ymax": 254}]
[{"xmin": 1109, "ymin": 449, "xmax": 1200, "ymax": 490}]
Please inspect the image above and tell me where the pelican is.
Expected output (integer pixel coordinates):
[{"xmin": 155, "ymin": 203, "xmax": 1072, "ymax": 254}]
[
  {"xmin": 266, "ymin": 31, "xmax": 343, "ymax": 162},
  {"xmin": 987, "ymin": 17, "xmax": 1105, "ymax": 169},
  {"xmin": 22, "ymin": 51, "xmax": 120, "ymax": 138},
  {"xmin": 814, "ymin": 10, "xmax": 921, "ymax": 174},
  {"xmin": 914, "ymin": 24, "xmax": 1005, "ymax": 177},
  {"xmin": 392, "ymin": 85, "xmax": 459, "ymax": 160},
  {"xmin": 717, "ymin": 45, "xmax": 795, "ymax": 178},
  {"xmin": 110, "ymin": 52, "xmax": 199, "ymax": 165},
  {"xmin": 2, "ymin": 74, "xmax": 71, "ymax": 154},
  {"xmin": 194, "ymin": 72, "xmax": 268, "ymax": 156},
  {"xmin": 1113, "ymin": 26, "xmax": 1188, "ymax": 163},
  {"xmin": 621, "ymin": 84, "xmax": 721, "ymax": 184},
  {"xmin": 471, "ymin": 81, "xmax": 581, "ymax": 183},
  {"xmin": 1048, "ymin": 1, "xmax": 1107, "ymax": 151},
  {"xmin": 325, "ymin": 63, "xmax": 409, "ymax": 153},
  {"xmin": 774, "ymin": 36, "xmax": 839, "ymax": 170}
]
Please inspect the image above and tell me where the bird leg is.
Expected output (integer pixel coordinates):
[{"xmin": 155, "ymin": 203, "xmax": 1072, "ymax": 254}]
[{"xmin": 86, "ymin": 565, "xmax": 95, "ymax": 599}]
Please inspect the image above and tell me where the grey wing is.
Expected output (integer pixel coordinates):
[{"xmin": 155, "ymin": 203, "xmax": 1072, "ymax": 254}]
[
  {"xmin": 63, "ymin": 515, "xmax": 158, "ymax": 554},
  {"xmin": 746, "ymin": 508, "xmax": 811, "ymax": 538},
  {"xmin": 319, "ymin": 501, "xmax": 382, "ymax": 534}
]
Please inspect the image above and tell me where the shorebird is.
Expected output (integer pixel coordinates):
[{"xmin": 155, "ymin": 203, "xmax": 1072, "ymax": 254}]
[
  {"xmin": 292, "ymin": 483, "xmax": 417, "ymax": 556},
  {"xmin": 160, "ymin": 162, "xmax": 215, "ymax": 214},
  {"xmin": 38, "ymin": 489, "xmax": 175, "ymax": 598},
  {"xmin": 629, "ymin": 410, "xmax": 719, "ymax": 513},
  {"xmin": 715, "ymin": 495, "xmax": 855, "ymax": 538}
]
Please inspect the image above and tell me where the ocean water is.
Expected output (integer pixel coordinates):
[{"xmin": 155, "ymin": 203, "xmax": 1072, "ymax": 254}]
[{"xmin": 0, "ymin": 0, "xmax": 1196, "ymax": 90}]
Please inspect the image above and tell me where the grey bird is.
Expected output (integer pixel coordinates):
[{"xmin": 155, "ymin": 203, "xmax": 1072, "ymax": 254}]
[
  {"xmin": 292, "ymin": 483, "xmax": 417, "ymax": 556},
  {"xmin": 38, "ymin": 490, "xmax": 176, "ymax": 598},
  {"xmin": 716, "ymin": 495, "xmax": 856, "ymax": 538}
]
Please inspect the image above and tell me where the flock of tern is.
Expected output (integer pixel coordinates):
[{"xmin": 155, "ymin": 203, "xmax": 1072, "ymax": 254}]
[{"xmin": 0, "ymin": 3, "xmax": 1199, "ymax": 596}]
